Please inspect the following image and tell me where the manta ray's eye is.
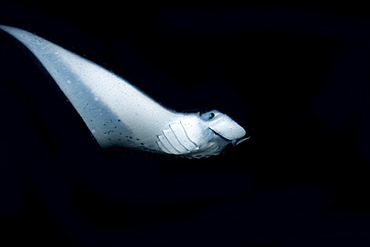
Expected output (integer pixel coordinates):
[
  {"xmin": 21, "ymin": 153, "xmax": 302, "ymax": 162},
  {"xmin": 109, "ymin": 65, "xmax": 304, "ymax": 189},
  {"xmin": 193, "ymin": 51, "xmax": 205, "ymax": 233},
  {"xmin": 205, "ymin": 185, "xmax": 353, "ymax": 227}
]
[{"xmin": 200, "ymin": 111, "xmax": 216, "ymax": 121}]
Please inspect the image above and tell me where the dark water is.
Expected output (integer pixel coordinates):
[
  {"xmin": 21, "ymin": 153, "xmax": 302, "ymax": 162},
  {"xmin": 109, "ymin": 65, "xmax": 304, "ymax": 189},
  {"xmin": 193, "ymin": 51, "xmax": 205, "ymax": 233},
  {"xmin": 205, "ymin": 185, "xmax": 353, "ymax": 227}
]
[{"xmin": 1, "ymin": 2, "xmax": 370, "ymax": 246}]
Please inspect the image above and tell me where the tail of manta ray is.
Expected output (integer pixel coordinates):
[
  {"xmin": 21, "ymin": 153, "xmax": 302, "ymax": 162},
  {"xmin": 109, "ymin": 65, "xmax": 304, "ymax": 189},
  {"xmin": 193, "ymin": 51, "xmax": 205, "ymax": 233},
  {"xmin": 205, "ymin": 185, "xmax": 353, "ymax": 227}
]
[{"xmin": 0, "ymin": 25, "xmax": 248, "ymax": 158}]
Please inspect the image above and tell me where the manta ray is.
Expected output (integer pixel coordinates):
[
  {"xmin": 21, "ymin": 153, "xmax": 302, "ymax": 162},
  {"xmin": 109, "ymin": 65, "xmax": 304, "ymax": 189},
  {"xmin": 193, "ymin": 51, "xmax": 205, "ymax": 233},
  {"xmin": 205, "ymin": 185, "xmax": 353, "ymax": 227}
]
[{"xmin": 0, "ymin": 25, "xmax": 248, "ymax": 158}]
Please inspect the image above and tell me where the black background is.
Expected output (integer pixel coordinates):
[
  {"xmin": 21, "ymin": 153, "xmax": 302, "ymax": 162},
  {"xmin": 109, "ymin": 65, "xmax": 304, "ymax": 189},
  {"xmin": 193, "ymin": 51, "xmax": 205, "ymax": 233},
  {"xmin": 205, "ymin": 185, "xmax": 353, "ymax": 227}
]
[{"xmin": 1, "ymin": 1, "xmax": 370, "ymax": 246}]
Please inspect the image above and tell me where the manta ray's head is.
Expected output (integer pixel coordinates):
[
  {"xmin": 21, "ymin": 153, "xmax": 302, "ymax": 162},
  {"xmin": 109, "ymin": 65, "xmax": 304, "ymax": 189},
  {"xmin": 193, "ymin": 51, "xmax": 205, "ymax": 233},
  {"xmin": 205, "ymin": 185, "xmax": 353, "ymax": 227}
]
[
  {"xmin": 199, "ymin": 110, "xmax": 248, "ymax": 145},
  {"xmin": 177, "ymin": 110, "xmax": 249, "ymax": 158}
]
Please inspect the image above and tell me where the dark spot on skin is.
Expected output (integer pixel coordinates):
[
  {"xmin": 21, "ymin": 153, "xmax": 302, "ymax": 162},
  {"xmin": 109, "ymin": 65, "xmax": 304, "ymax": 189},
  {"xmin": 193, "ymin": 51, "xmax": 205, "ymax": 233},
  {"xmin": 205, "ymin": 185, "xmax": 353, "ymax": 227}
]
[
  {"xmin": 115, "ymin": 126, "xmax": 117, "ymax": 128},
  {"xmin": 136, "ymin": 138, "xmax": 140, "ymax": 141},
  {"xmin": 140, "ymin": 142, "xmax": 144, "ymax": 145},
  {"xmin": 118, "ymin": 119, "xmax": 121, "ymax": 122}
]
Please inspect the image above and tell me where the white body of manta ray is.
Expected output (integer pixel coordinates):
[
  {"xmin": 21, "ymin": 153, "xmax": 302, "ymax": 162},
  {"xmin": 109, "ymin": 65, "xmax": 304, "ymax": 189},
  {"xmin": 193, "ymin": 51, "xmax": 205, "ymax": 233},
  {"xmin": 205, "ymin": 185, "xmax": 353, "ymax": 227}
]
[{"xmin": 0, "ymin": 25, "xmax": 248, "ymax": 158}]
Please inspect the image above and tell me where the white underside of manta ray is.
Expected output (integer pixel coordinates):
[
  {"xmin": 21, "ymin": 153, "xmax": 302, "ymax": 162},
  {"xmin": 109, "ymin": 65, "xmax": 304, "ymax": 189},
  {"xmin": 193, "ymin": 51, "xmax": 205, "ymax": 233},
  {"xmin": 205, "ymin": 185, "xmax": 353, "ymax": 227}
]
[{"xmin": 0, "ymin": 25, "xmax": 248, "ymax": 158}]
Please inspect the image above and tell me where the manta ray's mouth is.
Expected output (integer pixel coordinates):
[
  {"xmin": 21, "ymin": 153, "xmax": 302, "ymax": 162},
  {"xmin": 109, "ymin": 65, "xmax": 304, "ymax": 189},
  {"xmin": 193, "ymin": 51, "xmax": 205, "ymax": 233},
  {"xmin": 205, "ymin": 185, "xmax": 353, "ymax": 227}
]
[{"xmin": 209, "ymin": 129, "xmax": 250, "ymax": 146}]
